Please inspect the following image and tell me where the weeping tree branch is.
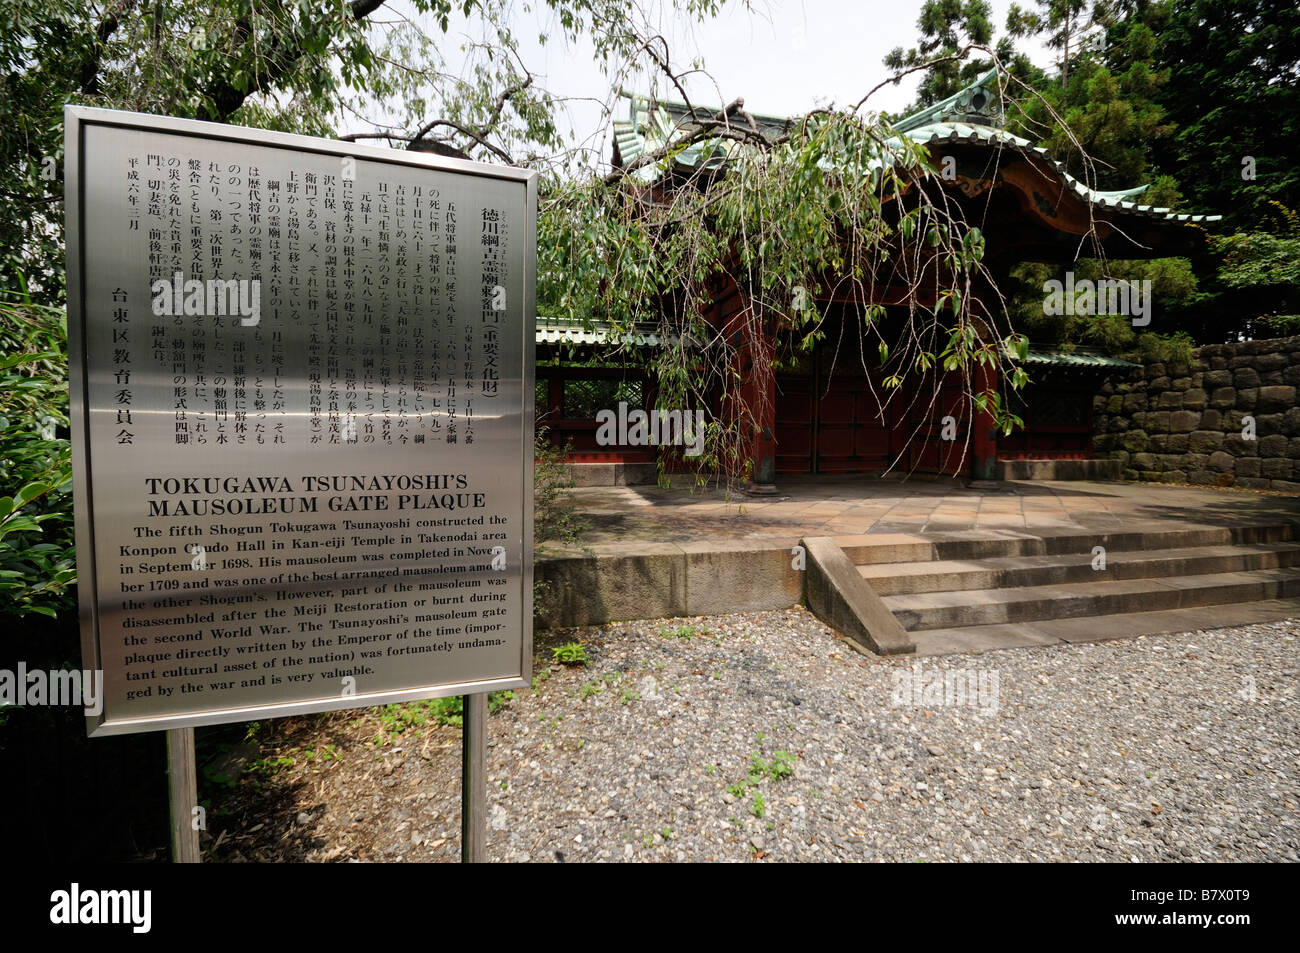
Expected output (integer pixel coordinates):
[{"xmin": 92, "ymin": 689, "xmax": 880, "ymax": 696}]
[
  {"xmin": 547, "ymin": 41, "xmax": 1091, "ymax": 485},
  {"xmin": 337, "ymin": 76, "xmax": 532, "ymax": 165}
]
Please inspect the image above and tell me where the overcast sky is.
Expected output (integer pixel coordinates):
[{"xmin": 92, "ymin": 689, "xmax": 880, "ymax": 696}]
[{"xmin": 359, "ymin": 0, "xmax": 1061, "ymax": 166}]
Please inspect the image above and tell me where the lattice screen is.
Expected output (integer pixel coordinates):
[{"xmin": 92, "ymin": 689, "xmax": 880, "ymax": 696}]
[{"xmin": 562, "ymin": 378, "xmax": 644, "ymax": 419}]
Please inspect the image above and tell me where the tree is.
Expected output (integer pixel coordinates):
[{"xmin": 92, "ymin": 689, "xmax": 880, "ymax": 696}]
[
  {"xmin": 1149, "ymin": 0, "xmax": 1300, "ymax": 233},
  {"xmin": 0, "ymin": 0, "xmax": 726, "ymax": 298},
  {"xmin": 884, "ymin": 0, "xmax": 1030, "ymax": 110},
  {"xmin": 538, "ymin": 67, "xmax": 1035, "ymax": 481},
  {"xmin": 998, "ymin": 2, "xmax": 1216, "ymax": 352},
  {"xmin": 1006, "ymin": 0, "xmax": 1108, "ymax": 94}
]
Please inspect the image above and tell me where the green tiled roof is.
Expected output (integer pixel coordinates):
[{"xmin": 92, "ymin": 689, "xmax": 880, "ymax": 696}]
[
  {"xmin": 612, "ymin": 69, "xmax": 1221, "ymax": 225},
  {"xmin": 536, "ymin": 316, "xmax": 674, "ymax": 347},
  {"xmin": 1021, "ymin": 346, "xmax": 1140, "ymax": 370},
  {"xmin": 534, "ymin": 317, "xmax": 1136, "ymax": 370}
]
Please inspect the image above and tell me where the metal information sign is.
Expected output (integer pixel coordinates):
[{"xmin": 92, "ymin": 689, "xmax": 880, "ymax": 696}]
[{"xmin": 66, "ymin": 107, "xmax": 535, "ymax": 736}]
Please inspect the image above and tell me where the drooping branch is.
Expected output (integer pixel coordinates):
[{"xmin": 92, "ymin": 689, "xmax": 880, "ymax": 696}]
[
  {"xmin": 339, "ymin": 76, "xmax": 531, "ymax": 165},
  {"xmin": 605, "ymin": 36, "xmax": 782, "ymax": 184},
  {"xmin": 405, "ymin": 75, "xmax": 532, "ymax": 163},
  {"xmin": 407, "ymin": 120, "xmax": 514, "ymax": 163}
]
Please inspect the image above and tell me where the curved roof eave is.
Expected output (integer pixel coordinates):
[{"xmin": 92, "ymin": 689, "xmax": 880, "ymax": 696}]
[{"xmin": 611, "ymin": 84, "xmax": 1222, "ymax": 224}]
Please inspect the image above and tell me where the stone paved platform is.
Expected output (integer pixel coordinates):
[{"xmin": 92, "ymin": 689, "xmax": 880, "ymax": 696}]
[
  {"xmin": 560, "ymin": 476, "xmax": 1300, "ymax": 549},
  {"xmin": 536, "ymin": 477, "xmax": 1300, "ymax": 640}
]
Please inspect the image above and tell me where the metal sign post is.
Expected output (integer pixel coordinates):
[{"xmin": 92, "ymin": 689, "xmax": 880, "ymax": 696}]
[
  {"xmin": 166, "ymin": 727, "xmax": 201, "ymax": 862},
  {"xmin": 461, "ymin": 692, "xmax": 487, "ymax": 862}
]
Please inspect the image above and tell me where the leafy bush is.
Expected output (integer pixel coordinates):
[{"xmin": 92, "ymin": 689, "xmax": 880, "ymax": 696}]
[
  {"xmin": 533, "ymin": 425, "xmax": 587, "ymax": 626},
  {"xmin": 1255, "ymin": 314, "xmax": 1300, "ymax": 337},
  {"xmin": 534, "ymin": 425, "xmax": 584, "ymax": 545},
  {"xmin": 1136, "ymin": 330, "xmax": 1196, "ymax": 368},
  {"xmin": 0, "ymin": 286, "xmax": 76, "ymax": 619}
]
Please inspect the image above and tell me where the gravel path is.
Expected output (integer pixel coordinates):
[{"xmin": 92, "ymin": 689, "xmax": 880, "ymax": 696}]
[{"xmin": 214, "ymin": 609, "xmax": 1300, "ymax": 862}]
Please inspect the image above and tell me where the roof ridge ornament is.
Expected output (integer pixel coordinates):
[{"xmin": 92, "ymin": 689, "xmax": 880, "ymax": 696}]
[{"xmin": 894, "ymin": 67, "xmax": 1004, "ymax": 132}]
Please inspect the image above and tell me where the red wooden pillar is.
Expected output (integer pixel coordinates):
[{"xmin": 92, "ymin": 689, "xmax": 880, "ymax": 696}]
[
  {"xmin": 741, "ymin": 343, "xmax": 777, "ymax": 488},
  {"xmin": 969, "ymin": 268, "xmax": 1010, "ymax": 482},
  {"xmin": 971, "ymin": 357, "xmax": 998, "ymax": 480},
  {"xmin": 721, "ymin": 289, "xmax": 777, "ymax": 491}
]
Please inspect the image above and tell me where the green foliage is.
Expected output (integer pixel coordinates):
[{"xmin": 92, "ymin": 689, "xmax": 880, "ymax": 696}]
[
  {"xmin": 1255, "ymin": 315, "xmax": 1300, "ymax": 337},
  {"xmin": 749, "ymin": 749, "xmax": 796, "ymax": 785},
  {"xmin": 659, "ymin": 624, "xmax": 703, "ymax": 640},
  {"xmin": 303, "ymin": 743, "xmax": 342, "ymax": 764},
  {"xmin": 1183, "ymin": 206, "xmax": 1300, "ymax": 340},
  {"xmin": 533, "ymin": 426, "xmax": 585, "ymax": 545},
  {"xmin": 1006, "ymin": 4, "xmax": 1175, "ymax": 193},
  {"xmin": 372, "ymin": 690, "xmax": 514, "ymax": 743},
  {"xmin": 1006, "ymin": 0, "xmax": 1106, "ymax": 94},
  {"xmin": 1009, "ymin": 257, "xmax": 1202, "ymax": 355},
  {"xmin": 0, "ymin": 288, "xmax": 76, "ymax": 619},
  {"xmin": 489, "ymin": 690, "xmax": 516, "ymax": 713},
  {"xmin": 1135, "ymin": 330, "xmax": 1195, "ymax": 367},
  {"xmin": 726, "ymin": 743, "xmax": 796, "ymax": 813},
  {"xmin": 1213, "ymin": 224, "xmax": 1300, "ymax": 293},
  {"xmin": 244, "ymin": 754, "xmax": 295, "ymax": 784},
  {"xmin": 1150, "ymin": 0, "xmax": 1300, "ymax": 232},
  {"xmin": 0, "ymin": 0, "xmax": 729, "ymax": 296},
  {"xmin": 551, "ymin": 641, "xmax": 588, "ymax": 666},
  {"xmin": 883, "ymin": 1, "xmax": 1024, "ymax": 109}
]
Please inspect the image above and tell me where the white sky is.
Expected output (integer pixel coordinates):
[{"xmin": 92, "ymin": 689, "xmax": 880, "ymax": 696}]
[{"xmin": 354, "ymin": 0, "xmax": 1061, "ymax": 167}]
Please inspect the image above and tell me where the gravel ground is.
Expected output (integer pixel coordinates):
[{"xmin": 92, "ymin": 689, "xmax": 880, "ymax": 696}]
[{"xmin": 208, "ymin": 608, "xmax": 1300, "ymax": 862}]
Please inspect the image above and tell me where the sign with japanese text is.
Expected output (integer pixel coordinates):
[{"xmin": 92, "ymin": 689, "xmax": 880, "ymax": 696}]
[{"xmin": 66, "ymin": 107, "xmax": 535, "ymax": 735}]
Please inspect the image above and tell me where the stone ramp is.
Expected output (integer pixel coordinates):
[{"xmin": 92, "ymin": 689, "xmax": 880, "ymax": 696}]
[{"xmin": 807, "ymin": 518, "xmax": 1300, "ymax": 655}]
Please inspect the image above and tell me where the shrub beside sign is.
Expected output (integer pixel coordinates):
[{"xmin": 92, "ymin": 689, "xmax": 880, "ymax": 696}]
[{"xmin": 66, "ymin": 106, "xmax": 535, "ymax": 735}]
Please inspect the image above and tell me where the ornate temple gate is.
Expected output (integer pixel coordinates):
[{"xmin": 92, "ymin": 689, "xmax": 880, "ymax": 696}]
[
  {"xmin": 774, "ymin": 347, "xmax": 898, "ymax": 475},
  {"xmin": 562, "ymin": 68, "xmax": 1223, "ymax": 489}
]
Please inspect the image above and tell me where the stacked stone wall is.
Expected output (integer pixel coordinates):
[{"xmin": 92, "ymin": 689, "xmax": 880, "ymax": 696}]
[{"xmin": 1092, "ymin": 335, "xmax": 1300, "ymax": 491}]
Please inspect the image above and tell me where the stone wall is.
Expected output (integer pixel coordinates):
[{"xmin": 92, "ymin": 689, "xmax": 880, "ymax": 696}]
[{"xmin": 1092, "ymin": 335, "xmax": 1300, "ymax": 491}]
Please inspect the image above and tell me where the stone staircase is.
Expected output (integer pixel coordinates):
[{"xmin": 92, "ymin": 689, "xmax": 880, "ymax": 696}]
[{"xmin": 808, "ymin": 521, "xmax": 1300, "ymax": 655}]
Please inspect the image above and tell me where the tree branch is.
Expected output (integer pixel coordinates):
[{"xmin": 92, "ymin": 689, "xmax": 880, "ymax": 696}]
[
  {"xmin": 80, "ymin": 0, "xmax": 138, "ymax": 94},
  {"xmin": 197, "ymin": 0, "xmax": 388, "ymax": 123},
  {"xmin": 408, "ymin": 120, "xmax": 514, "ymax": 164}
]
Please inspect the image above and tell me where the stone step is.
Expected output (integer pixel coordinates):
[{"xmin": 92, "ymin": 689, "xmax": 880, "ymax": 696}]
[
  {"xmin": 883, "ymin": 567, "xmax": 1300, "ymax": 632},
  {"xmin": 859, "ymin": 542, "xmax": 1300, "ymax": 596},
  {"xmin": 908, "ymin": 597, "xmax": 1300, "ymax": 655},
  {"xmin": 842, "ymin": 521, "xmax": 1300, "ymax": 566}
]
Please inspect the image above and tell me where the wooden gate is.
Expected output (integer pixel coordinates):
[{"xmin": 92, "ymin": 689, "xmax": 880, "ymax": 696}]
[{"xmin": 774, "ymin": 357, "xmax": 896, "ymax": 474}]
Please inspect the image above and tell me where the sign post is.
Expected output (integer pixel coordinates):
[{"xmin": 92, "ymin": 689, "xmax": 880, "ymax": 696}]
[
  {"xmin": 461, "ymin": 692, "xmax": 487, "ymax": 863},
  {"xmin": 166, "ymin": 727, "xmax": 201, "ymax": 863},
  {"xmin": 65, "ymin": 107, "xmax": 535, "ymax": 862}
]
